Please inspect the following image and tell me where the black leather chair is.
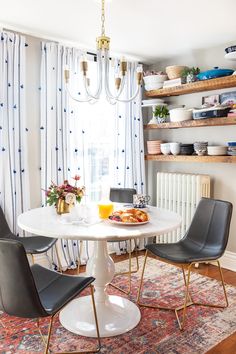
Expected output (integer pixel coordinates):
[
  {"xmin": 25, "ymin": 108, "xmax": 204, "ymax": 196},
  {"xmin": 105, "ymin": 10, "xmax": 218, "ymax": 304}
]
[
  {"xmin": 0, "ymin": 206, "xmax": 60, "ymax": 269},
  {"xmin": 137, "ymin": 198, "xmax": 233, "ymax": 330},
  {"xmin": 0, "ymin": 238, "xmax": 101, "ymax": 353},
  {"xmin": 109, "ymin": 187, "xmax": 139, "ymax": 295}
]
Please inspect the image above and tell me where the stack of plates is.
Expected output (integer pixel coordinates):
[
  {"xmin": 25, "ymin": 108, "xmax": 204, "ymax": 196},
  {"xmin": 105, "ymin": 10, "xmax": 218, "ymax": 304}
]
[
  {"xmin": 147, "ymin": 140, "xmax": 163, "ymax": 155},
  {"xmin": 207, "ymin": 146, "xmax": 228, "ymax": 156},
  {"xmin": 193, "ymin": 141, "xmax": 208, "ymax": 156},
  {"xmin": 180, "ymin": 144, "xmax": 194, "ymax": 155},
  {"xmin": 228, "ymin": 141, "xmax": 236, "ymax": 155}
]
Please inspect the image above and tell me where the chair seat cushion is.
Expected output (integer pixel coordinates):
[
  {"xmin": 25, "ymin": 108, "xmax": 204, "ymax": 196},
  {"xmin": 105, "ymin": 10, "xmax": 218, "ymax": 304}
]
[
  {"xmin": 146, "ymin": 240, "xmax": 222, "ymax": 263},
  {"xmin": 19, "ymin": 236, "xmax": 57, "ymax": 254},
  {"xmin": 31, "ymin": 264, "xmax": 95, "ymax": 315}
]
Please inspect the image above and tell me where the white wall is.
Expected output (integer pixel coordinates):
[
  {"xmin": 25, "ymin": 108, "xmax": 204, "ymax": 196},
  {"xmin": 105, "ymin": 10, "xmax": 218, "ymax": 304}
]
[{"xmin": 145, "ymin": 41, "xmax": 236, "ymax": 253}]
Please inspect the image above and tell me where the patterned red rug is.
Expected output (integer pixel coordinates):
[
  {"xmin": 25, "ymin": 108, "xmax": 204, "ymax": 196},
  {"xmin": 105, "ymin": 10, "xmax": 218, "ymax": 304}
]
[{"xmin": 1, "ymin": 257, "xmax": 236, "ymax": 354}]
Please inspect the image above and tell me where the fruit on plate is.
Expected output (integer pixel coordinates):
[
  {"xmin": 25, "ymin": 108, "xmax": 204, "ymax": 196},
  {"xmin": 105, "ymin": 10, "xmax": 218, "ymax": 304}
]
[{"xmin": 109, "ymin": 209, "xmax": 149, "ymax": 223}]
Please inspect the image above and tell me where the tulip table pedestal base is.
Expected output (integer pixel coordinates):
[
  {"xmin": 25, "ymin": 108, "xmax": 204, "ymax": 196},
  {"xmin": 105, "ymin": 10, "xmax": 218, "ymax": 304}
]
[{"xmin": 59, "ymin": 240, "xmax": 141, "ymax": 337}]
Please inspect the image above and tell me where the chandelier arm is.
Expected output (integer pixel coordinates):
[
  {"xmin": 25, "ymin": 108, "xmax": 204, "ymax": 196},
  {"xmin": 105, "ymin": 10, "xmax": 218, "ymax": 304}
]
[
  {"xmin": 114, "ymin": 85, "xmax": 141, "ymax": 103},
  {"xmin": 106, "ymin": 95, "xmax": 117, "ymax": 105},
  {"xmin": 65, "ymin": 84, "xmax": 95, "ymax": 103},
  {"xmin": 105, "ymin": 66, "xmax": 126, "ymax": 100},
  {"xmin": 104, "ymin": 52, "xmax": 126, "ymax": 100},
  {"xmin": 83, "ymin": 51, "xmax": 103, "ymax": 100}
]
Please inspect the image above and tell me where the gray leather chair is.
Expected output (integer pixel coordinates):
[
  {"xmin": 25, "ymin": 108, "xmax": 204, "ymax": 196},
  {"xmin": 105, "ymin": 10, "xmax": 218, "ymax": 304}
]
[
  {"xmin": 0, "ymin": 206, "xmax": 60, "ymax": 269},
  {"xmin": 109, "ymin": 187, "xmax": 139, "ymax": 295},
  {"xmin": 137, "ymin": 198, "xmax": 233, "ymax": 330},
  {"xmin": 0, "ymin": 238, "xmax": 101, "ymax": 353}
]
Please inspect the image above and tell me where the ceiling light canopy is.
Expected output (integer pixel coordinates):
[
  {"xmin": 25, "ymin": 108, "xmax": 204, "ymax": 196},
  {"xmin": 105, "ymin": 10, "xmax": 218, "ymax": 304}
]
[{"xmin": 64, "ymin": 0, "xmax": 143, "ymax": 104}]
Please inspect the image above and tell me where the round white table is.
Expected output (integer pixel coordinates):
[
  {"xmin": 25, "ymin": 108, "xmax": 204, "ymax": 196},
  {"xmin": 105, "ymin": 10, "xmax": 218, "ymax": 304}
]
[{"xmin": 18, "ymin": 205, "xmax": 181, "ymax": 338}]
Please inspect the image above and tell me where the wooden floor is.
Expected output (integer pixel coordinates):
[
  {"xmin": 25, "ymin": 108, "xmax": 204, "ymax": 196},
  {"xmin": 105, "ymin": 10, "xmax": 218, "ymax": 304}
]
[{"xmin": 67, "ymin": 251, "xmax": 236, "ymax": 353}]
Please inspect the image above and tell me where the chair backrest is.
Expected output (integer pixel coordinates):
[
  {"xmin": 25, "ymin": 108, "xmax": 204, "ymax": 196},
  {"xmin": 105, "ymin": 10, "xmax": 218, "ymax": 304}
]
[
  {"xmin": 0, "ymin": 206, "xmax": 12, "ymax": 238},
  {"xmin": 0, "ymin": 238, "xmax": 48, "ymax": 318},
  {"xmin": 110, "ymin": 188, "xmax": 137, "ymax": 204},
  {"xmin": 184, "ymin": 198, "xmax": 233, "ymax": 257}
]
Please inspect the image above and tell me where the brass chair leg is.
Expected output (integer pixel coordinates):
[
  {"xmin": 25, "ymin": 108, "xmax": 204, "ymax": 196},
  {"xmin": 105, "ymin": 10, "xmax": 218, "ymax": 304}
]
[
  {"xmin": 192, "ymin": 260, "xmax": 229, "ymax": 308},
  {"xmin": 178, "ymin": 263, "xmax": 192, "ymax": 330},
  {"xmin": 137, "ymin": 256, "xmax": 229, "ymax": 331},
  {"xmin": 181, "ymin": 265, "xmax": 193, "ymax": 304},
  {"xmin": 136, "ymin": 249, "xmax": 148, "ymax": 303},
  {"xmin": 41, "ymin": 285, "xmax": 101, "ymax": 353},
  {"xmin": 44, "ymin": 315, "xmax": 54, "ymax": 354},
  {"xmin": 134, "ymin": 239, "xmax": 139, "ymax": 272},
  {"xmin": 217, "ymin": 260, "xmax": 229, "ymax": 307},
  {"xmin": 110, "ymin": 239, "xmax": 139, "ymax": 295}
]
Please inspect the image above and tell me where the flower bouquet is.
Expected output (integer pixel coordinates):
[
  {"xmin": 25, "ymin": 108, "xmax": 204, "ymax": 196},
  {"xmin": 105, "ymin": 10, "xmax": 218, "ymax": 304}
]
[{"xmin": 45, "ymin": 175, "xmax": 85, "ymax": 214}]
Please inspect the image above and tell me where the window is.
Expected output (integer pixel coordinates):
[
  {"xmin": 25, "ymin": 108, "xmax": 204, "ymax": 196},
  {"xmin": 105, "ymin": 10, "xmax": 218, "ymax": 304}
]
[{"xmin": 69, "ymin": 60, "xmax": 116, "ymax": 202}]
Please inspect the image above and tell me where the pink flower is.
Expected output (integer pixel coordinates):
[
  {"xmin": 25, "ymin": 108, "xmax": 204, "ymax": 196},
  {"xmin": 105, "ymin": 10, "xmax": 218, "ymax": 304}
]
[{"xmin": 73, "ymin": 175, "xmax": 81, "ymax": 181}]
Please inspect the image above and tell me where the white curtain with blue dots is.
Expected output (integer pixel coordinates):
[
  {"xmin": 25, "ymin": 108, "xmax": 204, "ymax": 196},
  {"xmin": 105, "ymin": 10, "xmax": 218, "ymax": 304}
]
[
  {"xmin": 40, "ymin": 42, "xmax": 86, "ymax": 270},
  {"xmin": 110, "ymin": 62, "xmax": 146, "ymax": 254},
  {"xmin": 113, "ymin": 62, "xmax": 145, "ymax": 194},
  {"xmin": 0, "ymin": 31, "xmax": 30, "ymax": 235}
]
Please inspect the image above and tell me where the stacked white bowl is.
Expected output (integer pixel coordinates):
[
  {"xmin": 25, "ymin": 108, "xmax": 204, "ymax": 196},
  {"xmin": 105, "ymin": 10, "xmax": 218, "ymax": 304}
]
[
  {"xmin": 160, "ymin": 143, "xmax": 171, "ymax": 155},
  {"xmin": 143, "ymin": 74, "xmax": 168, "ymax": 91},
  {"xmin": 207, "ymin": 146, "xmax": 228, "ymax": 156},
  {"xmin": 170, "ymin": 142, "xmax": 180, "ymax": 155},
  {"xmin": 169, "ymin": 108, "xmax": 192, "ymax": 122},
  {"xmin": 147, "ymin": 140, "xmax": 163, "ymax": 155}
]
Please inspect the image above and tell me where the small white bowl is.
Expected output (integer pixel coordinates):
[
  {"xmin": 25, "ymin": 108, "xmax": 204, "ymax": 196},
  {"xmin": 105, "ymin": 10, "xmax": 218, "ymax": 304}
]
[
  {"xmin": 160, "ymin": 143, "xmax": 171, "ymax": 155},
  {"xmin": 169, "ymin": 108, "xmax": 192, "ymax": 122},
  {"xmin": 143, "ymin": 74, "xmax": 168, "ymax": 84},
  {"xmin": 170, "ymin": 142, "xmax": 180, "ymax": 155}
]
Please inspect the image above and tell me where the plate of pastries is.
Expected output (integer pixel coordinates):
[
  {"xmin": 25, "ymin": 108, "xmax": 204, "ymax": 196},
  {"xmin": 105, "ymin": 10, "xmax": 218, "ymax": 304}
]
[{"xmin": 108, "ymin": 208, "xmax": 149, "ymax": 225}]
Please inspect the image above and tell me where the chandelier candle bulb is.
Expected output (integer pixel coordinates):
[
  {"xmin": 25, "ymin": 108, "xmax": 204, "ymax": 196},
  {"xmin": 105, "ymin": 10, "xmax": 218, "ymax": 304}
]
[
  {"xmin": 64, "ymin": 68, "xmax": 70, "ymax": 83},
  {"xmin": 137, "ymin": 71, "xmax": 143, "ymax": 85},
  {"xmin": 81, "ymin": 60, "xmax": 88, "ymax": 76},
  {"xmin": 115, "ymin": 77, "xmax": 121, "ymax": 90},
  {"xmin": 120, "ymin": 59, "xmax": 127, "ymax": 76}
]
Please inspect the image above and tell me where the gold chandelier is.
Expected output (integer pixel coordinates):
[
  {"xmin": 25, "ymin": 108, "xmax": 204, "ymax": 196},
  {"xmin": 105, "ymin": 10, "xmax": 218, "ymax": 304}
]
[{"xmin": 64, "ymin": 0, "xmax": 143, "ymax": 104}]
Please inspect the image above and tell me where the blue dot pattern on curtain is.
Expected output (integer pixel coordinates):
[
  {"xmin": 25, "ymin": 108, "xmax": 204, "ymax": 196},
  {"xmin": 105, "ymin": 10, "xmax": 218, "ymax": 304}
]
[{"xmin": 0, "ymin": 31, "xmax": 30, "ymax": 235}]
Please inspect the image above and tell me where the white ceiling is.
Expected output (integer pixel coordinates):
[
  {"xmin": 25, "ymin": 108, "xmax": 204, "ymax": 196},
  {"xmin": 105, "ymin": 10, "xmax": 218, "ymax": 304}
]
[{"xmin": 0, "ymin": 0, "xmax": 236, "ymax": 64}]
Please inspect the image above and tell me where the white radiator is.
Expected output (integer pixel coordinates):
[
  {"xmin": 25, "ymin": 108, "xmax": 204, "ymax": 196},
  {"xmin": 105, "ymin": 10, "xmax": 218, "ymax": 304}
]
[{"xmin": 156, "ymin": 172, "xmax": 211, "ymax": 243}]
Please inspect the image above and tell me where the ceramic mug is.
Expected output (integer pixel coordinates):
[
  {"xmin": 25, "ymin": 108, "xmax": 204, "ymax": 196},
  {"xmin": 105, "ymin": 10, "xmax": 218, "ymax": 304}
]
[{"xmin": 133, "ymin": 194, "xmax": 151, "ymax": 208}]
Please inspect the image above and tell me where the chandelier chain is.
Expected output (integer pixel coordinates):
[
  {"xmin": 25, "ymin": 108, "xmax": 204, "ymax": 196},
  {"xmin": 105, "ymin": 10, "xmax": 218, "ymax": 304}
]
[{"xmin": 101, "ymin": 0, "xmax": 105, "ymax": 36}]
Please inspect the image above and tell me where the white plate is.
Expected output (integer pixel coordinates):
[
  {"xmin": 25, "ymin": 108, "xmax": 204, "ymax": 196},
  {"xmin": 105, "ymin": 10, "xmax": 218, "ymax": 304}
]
[{"xmin": 107, "ymin": 219, "xmax": 149, "ymax": 226}]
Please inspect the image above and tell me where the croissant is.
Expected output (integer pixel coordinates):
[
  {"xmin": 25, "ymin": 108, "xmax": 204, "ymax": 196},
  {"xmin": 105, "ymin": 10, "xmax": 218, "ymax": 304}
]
[{"xmin": 109, "ymin": 208, "xmax": 149, "ymax": 223}]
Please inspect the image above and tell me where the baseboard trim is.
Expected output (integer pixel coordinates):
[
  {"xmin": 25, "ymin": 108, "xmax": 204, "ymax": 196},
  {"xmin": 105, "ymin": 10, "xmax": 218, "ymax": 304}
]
[{"xmin": 218, "ymin": 251, "xmax": 236, "ymax": 272}]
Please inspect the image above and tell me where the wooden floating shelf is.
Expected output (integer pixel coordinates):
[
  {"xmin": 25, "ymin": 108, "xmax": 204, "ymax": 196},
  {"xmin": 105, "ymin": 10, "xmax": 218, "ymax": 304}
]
[
  {"xmin": 145, "ymin": 75, "xmax": 236, "ymax": 98},
  {"xmin": 145, "ymin": 155, "xmax": 236, "ymax": 163},
  {"xmin": 144, "ymin": 116, "xmax": 236, "ymax": 130}
]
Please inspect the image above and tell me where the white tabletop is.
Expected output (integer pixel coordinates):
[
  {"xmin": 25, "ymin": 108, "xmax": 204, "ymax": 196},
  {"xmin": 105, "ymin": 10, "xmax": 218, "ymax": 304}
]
[{"xmin": 18, "ymin": 205, "xmax": 181, "ymax": 241}]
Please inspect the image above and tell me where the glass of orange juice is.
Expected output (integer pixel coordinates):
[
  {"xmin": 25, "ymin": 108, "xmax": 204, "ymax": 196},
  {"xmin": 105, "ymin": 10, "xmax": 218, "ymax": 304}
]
[{"xmin": 98, "ymin": 200, "xmax": 114, "ymax": 219}]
